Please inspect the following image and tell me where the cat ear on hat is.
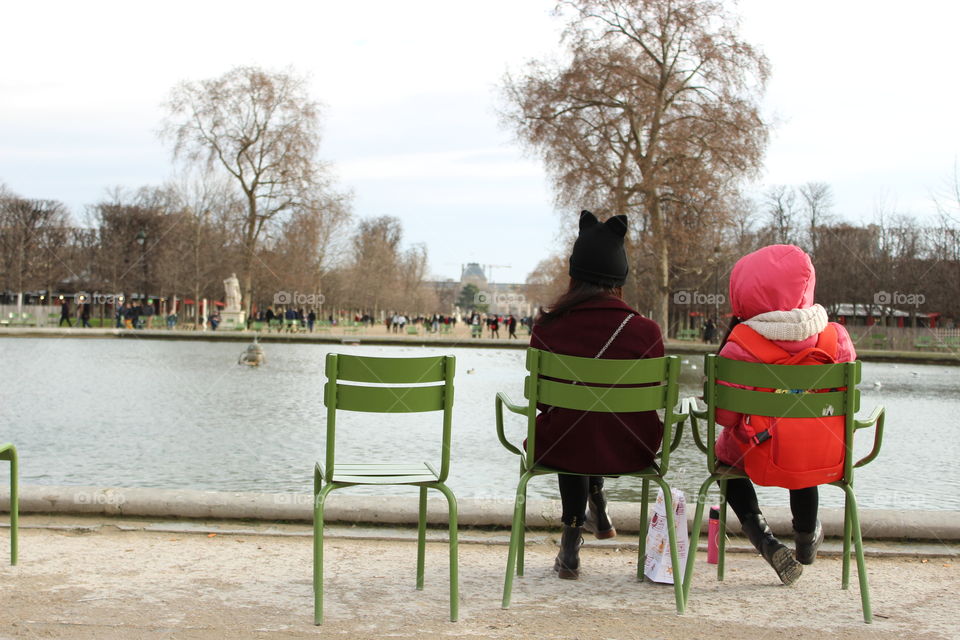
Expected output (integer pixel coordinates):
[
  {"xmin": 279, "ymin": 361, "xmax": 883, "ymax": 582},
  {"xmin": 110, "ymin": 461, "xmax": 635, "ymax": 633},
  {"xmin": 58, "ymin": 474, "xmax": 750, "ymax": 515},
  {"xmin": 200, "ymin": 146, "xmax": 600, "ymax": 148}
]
[
  {"xmin": 604, "ymin": 214, "xmax": 628, "ymax": 238},
  {"xmin": 579, "ymin": 210, "xmax": 599, "ymax": 230}
]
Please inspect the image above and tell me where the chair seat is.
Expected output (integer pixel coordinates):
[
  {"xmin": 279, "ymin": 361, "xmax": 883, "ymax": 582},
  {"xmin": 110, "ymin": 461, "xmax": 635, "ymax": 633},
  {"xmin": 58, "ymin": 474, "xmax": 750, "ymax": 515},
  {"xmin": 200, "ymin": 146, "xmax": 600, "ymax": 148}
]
[
  {"xmin": 714, "ymin": 463, "xmax": 747, "ymax": 478},
  {"xmin": 331, "ymin": 462, "xmax": 438, "ymax": 485}
]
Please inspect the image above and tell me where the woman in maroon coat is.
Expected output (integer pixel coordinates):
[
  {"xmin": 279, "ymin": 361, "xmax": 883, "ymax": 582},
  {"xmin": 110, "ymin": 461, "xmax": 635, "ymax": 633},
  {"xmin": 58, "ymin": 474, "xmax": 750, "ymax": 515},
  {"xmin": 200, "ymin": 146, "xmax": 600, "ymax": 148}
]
[{"xmin": 531, "ymin": 210, "xmax": 664, "ymax": 579}]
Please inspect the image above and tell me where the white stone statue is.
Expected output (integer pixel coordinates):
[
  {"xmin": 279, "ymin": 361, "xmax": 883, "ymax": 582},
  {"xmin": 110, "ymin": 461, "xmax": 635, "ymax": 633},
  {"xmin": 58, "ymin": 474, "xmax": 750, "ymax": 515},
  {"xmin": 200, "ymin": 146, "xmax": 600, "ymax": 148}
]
[{"xmin": 224, "ymin": 273, "xmax": 242, "ymax": 312}]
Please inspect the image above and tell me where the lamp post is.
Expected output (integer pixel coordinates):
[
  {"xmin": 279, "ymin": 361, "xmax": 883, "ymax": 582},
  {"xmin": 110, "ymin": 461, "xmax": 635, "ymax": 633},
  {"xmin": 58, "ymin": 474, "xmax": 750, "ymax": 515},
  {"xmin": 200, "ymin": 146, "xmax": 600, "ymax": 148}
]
[
  {"xmin": 713, "ymin": 245, "xmax": 721, "ymax": 333},
  {"xmin": 135, "ymin": 230, "xmax": 147, "ymax": 306}
]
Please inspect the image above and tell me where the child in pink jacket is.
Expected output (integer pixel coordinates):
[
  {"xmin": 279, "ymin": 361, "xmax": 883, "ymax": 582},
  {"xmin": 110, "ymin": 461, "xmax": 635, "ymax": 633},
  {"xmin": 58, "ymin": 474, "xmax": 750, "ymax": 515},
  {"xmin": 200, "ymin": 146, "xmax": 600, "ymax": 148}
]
[{"xmin": 715, "ymin": 244, "xmax": 856, "ymax": 584}]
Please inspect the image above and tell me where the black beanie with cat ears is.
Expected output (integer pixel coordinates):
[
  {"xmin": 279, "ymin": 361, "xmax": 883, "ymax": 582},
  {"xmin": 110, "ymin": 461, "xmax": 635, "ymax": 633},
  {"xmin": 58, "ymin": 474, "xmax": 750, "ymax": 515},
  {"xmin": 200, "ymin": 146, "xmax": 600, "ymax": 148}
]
[{"xmin": 568, "ymin": 210, "xmax": 629, "ymax": 287}]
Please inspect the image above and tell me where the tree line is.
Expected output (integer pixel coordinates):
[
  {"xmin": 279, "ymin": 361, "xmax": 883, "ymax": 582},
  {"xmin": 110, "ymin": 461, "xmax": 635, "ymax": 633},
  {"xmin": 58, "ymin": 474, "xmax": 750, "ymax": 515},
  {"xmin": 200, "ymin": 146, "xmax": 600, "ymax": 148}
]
[
  {"xmin": 526, "ymin": 180, "xmax": 960, "ymax": 332},
  {"xmin": 0, "ymin": 179, "xmax": 439, "ymax": 322}
]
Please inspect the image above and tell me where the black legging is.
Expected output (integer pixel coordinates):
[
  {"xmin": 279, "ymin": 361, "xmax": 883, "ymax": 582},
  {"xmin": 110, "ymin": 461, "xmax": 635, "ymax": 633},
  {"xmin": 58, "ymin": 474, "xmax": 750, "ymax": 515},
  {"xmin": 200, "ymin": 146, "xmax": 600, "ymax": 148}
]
[
  {"xmin": 725, "ymin": 477, "xmax": 819, "ymax": 534},
  {"xmin": 558, "ymin": 474, "xmax": 605, "ymax": 526}
]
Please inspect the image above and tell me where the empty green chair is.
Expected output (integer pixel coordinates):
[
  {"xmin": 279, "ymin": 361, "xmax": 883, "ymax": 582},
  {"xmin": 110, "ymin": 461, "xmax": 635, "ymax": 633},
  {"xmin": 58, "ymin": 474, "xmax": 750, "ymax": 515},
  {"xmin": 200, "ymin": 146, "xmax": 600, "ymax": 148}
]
[
  {"xmin": 682, "ymin": 355, "xmax": 884, "ymax": 623},
  {"xmin": 314, "ymin": 354, "xmax": 459, "ymax": 624},
  {"xmin": 0, "ymin": 443, "xmax": 17, "ymax": 564},
  {"xmin": 495, "ymin": 350, "xmax": 688, "ymax": 612}
]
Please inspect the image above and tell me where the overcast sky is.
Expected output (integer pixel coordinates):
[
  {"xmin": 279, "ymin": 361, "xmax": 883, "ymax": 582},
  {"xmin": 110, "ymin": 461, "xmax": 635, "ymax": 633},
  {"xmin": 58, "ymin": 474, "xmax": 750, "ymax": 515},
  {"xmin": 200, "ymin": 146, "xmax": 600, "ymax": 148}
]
[{"xmin": 2, "ymin": 0, "xmax": 957, "ymax": 283}]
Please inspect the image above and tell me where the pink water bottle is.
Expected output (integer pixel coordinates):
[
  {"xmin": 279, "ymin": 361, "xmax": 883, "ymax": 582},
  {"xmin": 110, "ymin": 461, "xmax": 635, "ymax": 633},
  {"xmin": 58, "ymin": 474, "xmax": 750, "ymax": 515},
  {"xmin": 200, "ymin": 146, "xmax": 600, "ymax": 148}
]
[{"xmin": 707, "ymin": 505, "xmax": 721, "ymax": 564}]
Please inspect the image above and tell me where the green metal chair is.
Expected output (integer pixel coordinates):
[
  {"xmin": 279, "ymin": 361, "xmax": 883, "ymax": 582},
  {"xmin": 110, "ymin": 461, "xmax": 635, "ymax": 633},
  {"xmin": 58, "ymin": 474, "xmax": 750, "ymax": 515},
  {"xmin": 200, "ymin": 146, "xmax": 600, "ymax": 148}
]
[
  {"xmin": 0, "ymin": 443, "xmax": 18, "ymax": 565},
  {"xmin": 314, "ymin": 354, "xmax": 459, "ymax": 624},
  {"xmin": 495, "ymin": 350, "xmax": 688, "ymax": 612},
  {"xmin": 682, "ymin": 355, "xmax": 884, "ymax": 623}
]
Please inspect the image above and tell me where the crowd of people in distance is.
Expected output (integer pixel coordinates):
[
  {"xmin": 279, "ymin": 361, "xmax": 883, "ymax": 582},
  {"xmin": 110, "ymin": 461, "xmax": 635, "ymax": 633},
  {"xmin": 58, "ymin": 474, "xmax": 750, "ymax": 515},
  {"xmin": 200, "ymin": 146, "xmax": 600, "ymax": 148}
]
[{"xmin": 465, "ymin": 311, "xmax": 533, "ymax": 339}]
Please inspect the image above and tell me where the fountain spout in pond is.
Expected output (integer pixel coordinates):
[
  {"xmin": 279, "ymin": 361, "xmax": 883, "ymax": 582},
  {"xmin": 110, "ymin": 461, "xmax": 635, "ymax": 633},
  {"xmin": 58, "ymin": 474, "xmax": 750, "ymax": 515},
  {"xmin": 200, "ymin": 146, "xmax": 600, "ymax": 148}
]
[{"xmin": 239, "ymin": 337, "xmax": 265, "ymax": 366}]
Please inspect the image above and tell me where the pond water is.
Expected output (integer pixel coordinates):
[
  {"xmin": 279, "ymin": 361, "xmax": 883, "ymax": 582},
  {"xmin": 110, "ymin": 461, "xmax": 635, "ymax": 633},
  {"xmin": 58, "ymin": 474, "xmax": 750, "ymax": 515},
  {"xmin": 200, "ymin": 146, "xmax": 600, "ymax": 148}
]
[{"xmin": 0, "ymin": 338, "xmax": 957, "ymax": 510}]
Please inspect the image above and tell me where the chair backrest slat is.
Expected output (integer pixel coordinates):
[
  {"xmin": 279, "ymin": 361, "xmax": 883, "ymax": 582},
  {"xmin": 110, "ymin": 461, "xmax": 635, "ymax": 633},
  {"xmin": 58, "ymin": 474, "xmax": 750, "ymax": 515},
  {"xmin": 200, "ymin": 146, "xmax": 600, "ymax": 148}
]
[
  {"xmin": 531, "ymin": 378, "xmax": 667, "ymax": 413},
  {"xmin": 534, "ymin": 350, "xmax": 668, "ymax": 385},
  {"xmin": 714, "ymin": 358, "xmax": 849, "ymax": 389},
  {"xmin": 714, "ymin": 385, "xmax": 856, "ymax": 418},
  {"xmin": 336, "ymin": 354, "xmax": 446, "ymax": 384},
  {"xmin": 335, "ymin": 383, "xmax": 445, "ymax": 413}
]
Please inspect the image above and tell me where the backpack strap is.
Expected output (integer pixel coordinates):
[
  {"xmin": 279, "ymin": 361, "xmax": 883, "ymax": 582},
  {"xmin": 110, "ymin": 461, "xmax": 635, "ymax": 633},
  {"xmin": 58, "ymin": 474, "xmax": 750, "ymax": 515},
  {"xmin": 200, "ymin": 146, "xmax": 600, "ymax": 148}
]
[
  {"xmin": 815, "ymin": 323, "xmax": 839, "ymax": 359},
  {"xmin": 727, "ymin": 323, "xmax": 790, "ymax": 363}
]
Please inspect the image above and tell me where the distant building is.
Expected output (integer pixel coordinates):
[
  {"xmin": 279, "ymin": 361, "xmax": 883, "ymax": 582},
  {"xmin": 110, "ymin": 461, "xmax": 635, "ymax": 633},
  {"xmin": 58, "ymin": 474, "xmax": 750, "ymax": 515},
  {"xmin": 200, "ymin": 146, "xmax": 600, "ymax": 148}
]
[{"xmin": 426, "ymin": 262, "xmax": 532, "ymax": 317}]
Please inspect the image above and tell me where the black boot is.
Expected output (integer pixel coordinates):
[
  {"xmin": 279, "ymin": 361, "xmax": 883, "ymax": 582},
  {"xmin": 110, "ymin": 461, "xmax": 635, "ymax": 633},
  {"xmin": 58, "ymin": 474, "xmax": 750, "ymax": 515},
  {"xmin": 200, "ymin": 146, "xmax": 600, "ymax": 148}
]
[
  {"xmin": 794, "ymin": 519, "xmax": 823, "ymax": 565},
  {"xmin": 740, "ymin": 513, "xmax": 803, "ymax": 585},
  {"xmin": 584, "ymin": 485, "xmax": 616, "ymax": 540},
  {"xmin": 553, "ymin": 524, "xmax": 583, "ymax": 579}
]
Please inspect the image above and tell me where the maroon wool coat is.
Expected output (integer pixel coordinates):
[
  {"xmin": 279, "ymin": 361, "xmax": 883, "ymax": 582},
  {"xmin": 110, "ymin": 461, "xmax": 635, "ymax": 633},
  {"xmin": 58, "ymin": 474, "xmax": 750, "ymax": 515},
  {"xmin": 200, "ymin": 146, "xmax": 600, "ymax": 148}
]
[{"xmin": 529, "ymin": 295, "xmax": 665, "ymax": 474}]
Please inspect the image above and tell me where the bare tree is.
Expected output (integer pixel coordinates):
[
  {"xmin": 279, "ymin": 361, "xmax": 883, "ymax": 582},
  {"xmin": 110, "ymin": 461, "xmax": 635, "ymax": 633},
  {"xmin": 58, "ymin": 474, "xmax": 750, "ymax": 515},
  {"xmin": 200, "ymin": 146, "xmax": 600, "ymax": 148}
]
[
  {"xmin": 0, "ymin": 189, "xmax": 71, "ymax": 295},
  {"xmin": 162, "ymin": 66, "xmax": 329, "ymax": 315},
  {"xmin": 798, "ymin": 182, "xmax": 834, "ymax": 255},
  {"xmin": 761, "ymin": 185, "xmax": 798, "ymax": 245},
  {"xmin": 500, "ymin": 0, "xmax": 769, "ymax": 329}
]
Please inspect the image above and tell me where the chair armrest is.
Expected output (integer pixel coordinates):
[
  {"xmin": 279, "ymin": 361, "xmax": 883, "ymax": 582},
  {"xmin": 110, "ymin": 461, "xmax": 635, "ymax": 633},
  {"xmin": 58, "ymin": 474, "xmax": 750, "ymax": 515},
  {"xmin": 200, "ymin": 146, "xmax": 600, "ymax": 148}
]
[
  {"xmin": 665, "ymin": 398, "xmax": 690, "ymax": 453},
  {"xmin": 495, "ymin": 392, "xmax": 526, "ymax": 458},
  {"xmin": 853, "ymin": 405, "xmax": 885, "ymax": 468},
  {"xmin": 683, "ymin": 397, "xmax": 709, "ymax": 454}
]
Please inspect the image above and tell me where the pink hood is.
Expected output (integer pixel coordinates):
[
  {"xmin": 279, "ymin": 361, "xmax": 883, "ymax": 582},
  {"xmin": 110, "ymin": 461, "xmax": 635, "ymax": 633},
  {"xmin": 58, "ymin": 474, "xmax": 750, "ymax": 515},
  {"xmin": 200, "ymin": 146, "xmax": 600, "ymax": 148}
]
[{"xmin": 729, "ymin": 244, "xmax": 815, "ymax": 319}]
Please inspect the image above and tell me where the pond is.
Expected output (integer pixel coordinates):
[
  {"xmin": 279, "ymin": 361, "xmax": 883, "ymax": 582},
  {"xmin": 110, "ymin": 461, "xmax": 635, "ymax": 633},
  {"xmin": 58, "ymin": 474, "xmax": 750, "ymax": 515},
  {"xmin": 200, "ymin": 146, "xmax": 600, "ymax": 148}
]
[{"xmin": 0, "ymin": 338, "xmax": 956, "ymax": 510}]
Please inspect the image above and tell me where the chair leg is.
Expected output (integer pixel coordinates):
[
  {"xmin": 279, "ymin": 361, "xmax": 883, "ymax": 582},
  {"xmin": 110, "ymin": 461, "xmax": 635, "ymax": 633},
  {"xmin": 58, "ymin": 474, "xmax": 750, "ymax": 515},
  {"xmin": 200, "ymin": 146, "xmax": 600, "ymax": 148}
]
[
  {"xmin": 842, "ymin": 489, "xmax": 852, "ymax": 590},
  {"xmin": 417, "ymin": 486, "xmax": 427, "ymax": 591},
  {"xmin": 517, "ymin": 495, "xmax": 527, "ymax": 577},
  {"xmin": 654, "ymin": 479, "xmax": 685, "ymax": 614},
  {"xmin": 517, "ymin": 461, "xmax": 526, "ymax": 576},
  {"xmin": 1, "ymin": 446, "xmax": 16, "ymax": 566},
  {"xmin": 313, "ymin": 483, "xmax": 337, "ymax": 625},
  {"xmin": 638, "ymin": 478, "xmax": 650, "ymax": 580},
  {"xmin": 502, "ymin": 471, "xmax": 533, "ymax": 609},
  {"xmin": 435, "ymin": 483, "xmax": 460, "ymax": 623},
  {"xmin": 682, "ymin": 475, "xmax": 717, "ymax": 605},
  {"xmin": 842, "ymin": 484, "xmax": 872, "ymax": 624},
  {"xmin": 717, "ymin": 478, "xmax": 728, "ymax": 582}
]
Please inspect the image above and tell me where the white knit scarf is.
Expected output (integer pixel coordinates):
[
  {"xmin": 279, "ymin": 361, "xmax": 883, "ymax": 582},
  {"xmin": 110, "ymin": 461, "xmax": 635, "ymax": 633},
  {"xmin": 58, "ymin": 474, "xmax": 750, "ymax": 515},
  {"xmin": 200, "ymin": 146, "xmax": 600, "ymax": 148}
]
[{"xmin": 742, "ymin": 304, "xmax": 828, "ymax": 342}]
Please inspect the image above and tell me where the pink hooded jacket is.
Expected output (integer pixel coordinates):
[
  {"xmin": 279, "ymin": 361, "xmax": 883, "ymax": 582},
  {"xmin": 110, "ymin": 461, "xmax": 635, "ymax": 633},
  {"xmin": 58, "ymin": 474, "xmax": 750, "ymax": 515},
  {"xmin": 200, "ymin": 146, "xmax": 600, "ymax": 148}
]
[{"xmin": 714, "ymin": 244, "xmax": 856, "ymax": 466}]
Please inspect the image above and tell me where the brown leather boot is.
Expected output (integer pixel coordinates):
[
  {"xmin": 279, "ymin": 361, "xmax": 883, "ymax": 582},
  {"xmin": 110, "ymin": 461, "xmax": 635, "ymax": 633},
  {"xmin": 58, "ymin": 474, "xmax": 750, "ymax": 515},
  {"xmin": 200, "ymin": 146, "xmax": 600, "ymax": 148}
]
[{"xmin": 553, "ymin": 524, "xmax": 583, "ymax": 579}]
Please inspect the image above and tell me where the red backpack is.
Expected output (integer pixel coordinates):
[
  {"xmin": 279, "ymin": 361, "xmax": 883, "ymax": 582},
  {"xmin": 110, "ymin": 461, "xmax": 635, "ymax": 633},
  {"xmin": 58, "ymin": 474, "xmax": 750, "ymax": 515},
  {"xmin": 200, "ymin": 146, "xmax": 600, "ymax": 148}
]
[{"xmin": 725, "ymin": 323, "xmax": 846, "ymax": 489}]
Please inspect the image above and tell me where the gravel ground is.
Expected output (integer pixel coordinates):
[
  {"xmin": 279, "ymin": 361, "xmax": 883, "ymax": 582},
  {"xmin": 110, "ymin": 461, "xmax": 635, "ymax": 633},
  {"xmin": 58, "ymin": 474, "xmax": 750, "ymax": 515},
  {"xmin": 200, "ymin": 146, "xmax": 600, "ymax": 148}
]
[{"xmin": 0, "ymin": 521, "xmax": 957, "ymax": 640}]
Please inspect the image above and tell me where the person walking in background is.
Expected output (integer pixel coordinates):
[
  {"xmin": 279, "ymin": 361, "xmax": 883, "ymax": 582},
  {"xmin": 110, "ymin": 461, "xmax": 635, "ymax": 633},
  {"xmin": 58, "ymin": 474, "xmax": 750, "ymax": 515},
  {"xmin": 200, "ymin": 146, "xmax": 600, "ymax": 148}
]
[
  {"xmin": 530, "ymin": 211, "xmax": 665, "ymax": 579},
  {"xmin": 59, "ymin": 298, "xmax": 72, "ymax": 327},
  {"xmin": 490, "ymin": 315, "xmax": 500, "ymax": 339},
  {"xmin": 115, "ymin": 302, "xmax": 126, "ymax": 328},
  {"xmin": 712, "ymin": 244, "xmax": 856, "ymax": 585},
  {"xmin": 703, "ymin": 317, "xmax": 716, "ymax": 343},
  {"xmin": 78, "ymin": 302, "xmax": 92, "ymax": 328},
  {"xmin": 507, "ymin": 314, "xmax": 517, "ymax": 339}
]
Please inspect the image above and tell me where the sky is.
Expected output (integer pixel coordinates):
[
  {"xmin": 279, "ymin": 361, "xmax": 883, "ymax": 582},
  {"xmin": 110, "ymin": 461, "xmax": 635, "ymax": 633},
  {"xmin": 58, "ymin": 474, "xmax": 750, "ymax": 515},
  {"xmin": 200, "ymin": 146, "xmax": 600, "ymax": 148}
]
[{"xmin": 1, "ymin": 0, "xmax": 958, "ymax": 284}]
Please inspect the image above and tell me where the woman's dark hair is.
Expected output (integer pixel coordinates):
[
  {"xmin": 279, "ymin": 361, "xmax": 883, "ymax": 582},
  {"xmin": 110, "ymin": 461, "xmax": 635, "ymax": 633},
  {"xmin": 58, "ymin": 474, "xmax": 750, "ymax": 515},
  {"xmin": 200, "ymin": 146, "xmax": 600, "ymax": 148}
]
[
  {"xmin": 535, "ymin": 279, "xmax": 621, "ymax": 325},
  {"xmin": 717, "ymin": 316, "xmax": 742, "ymax": 352}
]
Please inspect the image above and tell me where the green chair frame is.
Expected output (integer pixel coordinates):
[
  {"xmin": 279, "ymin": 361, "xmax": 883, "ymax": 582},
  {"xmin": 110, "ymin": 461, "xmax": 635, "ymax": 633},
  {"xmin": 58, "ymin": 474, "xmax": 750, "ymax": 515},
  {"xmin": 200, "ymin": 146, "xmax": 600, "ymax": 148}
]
[
  {"xmin": 0, "ymin": 443, "xmax": 17, "ymax": 565},
  {"xmin": 314, "ymin": 354, "xmax": 459, "ymax": 624},
  {"xmin": 495, "ymin": 350, "xmax": 688, "ymax": 612},
  {"xmin": 682, "ymin": 355, "xmax": 884, "ymax": 623}
]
